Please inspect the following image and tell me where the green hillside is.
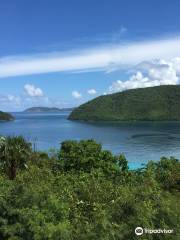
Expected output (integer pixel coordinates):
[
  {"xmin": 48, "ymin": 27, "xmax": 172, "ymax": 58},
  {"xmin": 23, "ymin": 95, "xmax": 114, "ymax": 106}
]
[
  {"xmin": 69, "ymin": 85, "xmax": 180, "ymax": 121},
  {"xmin": 0, "ymin": 111, "xmax": 14, "ymax": 121}
]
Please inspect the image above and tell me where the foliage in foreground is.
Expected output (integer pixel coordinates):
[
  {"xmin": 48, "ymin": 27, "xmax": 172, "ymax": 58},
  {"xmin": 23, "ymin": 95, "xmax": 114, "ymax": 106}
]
[{"xmin": 0, "ymin": 136, "xmax": 180, "ymax": 240}]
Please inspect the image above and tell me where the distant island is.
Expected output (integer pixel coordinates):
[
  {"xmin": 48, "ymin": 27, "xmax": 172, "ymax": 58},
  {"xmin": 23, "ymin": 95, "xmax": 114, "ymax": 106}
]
[
  {"xmin": 0, "ymin": 111, "xmax": 14, "ymax": 121},
  {"xmin": 24, "ymin": 107, "xmax": 75, "ymax": 113},
  {"xmin": 69, "ymin": 85, "xmax": 180, "ymax": 121}
]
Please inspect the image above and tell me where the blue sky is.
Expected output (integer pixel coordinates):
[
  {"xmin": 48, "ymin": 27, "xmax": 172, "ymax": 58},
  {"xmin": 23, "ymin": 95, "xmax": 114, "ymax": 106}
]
[{"xmin": 1, "ymin": 0, "xmax": 180, "ymax": 111}]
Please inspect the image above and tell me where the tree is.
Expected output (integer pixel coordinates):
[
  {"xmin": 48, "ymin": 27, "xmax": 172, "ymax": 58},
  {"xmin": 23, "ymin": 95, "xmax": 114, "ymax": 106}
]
[
  {"xmin": 58, "ymin": 139, "xmax": 123, "ymax": 174},
  {"xmin": 154, "ymin": 157, "xmax": 180, "ymax": 190},
  {"xmin": 0, "ymin": 136, "xmax": 32, "ymax": 179}
]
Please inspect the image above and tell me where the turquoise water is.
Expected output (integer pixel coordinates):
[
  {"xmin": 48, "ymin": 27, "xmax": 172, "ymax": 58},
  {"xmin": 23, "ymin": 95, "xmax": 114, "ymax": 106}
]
[{"xmin": 1, "ymin": 111, "xmax": 180, "ymax": 168}]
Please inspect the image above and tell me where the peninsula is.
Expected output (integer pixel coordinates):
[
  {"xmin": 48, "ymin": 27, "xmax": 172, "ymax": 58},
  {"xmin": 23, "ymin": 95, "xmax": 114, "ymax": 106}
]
[
  {"xmin": 0, "ymin": 111, "xmax": 14, "ymax": 121},
  {"xmin": 69, "ymin": 85, "xmax": 180, "ymax": 121},
  {"xmin": 24, "ymin": 107, "xmax": 74, "ymax": 113}
]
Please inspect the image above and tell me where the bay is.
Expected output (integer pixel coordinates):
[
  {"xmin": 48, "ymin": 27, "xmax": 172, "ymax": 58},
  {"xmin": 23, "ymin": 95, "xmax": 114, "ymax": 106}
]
[{"xmin": 1, "ymin": 111, "xmax": 180, "ymax": 169}]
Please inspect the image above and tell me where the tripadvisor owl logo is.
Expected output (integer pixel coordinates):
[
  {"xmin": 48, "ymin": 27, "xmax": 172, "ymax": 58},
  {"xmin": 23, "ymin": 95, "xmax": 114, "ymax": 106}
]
[
  {"xmin": 135, "ymin": 227, "xmax": 143, "ymax": 236},
  {"xmin": 135, "ymin": 226, "xmax": 174, "ymax": 236}
]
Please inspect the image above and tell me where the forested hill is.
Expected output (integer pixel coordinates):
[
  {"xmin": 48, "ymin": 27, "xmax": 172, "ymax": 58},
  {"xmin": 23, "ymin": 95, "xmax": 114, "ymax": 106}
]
[
  {"xmin": 0, "ymin": 111, "xmax": 14, "ymax": 121},
  {"xmin": 69, "ymin": 85, "xmax": 180, "ymax": 121}
]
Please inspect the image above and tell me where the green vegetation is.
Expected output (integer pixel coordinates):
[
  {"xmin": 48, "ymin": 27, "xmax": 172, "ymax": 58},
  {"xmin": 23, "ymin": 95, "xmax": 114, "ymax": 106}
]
[
  {"xmin": 0, "ymin": 136, "xmax": 179, "ymax": 239},
  {"xmin": 69, "ymin": 85, "xmax": 180, "ymax": 121},
  {"xmin": 0, "ymin": 111, "xmax": 14, "ymax": 121}
]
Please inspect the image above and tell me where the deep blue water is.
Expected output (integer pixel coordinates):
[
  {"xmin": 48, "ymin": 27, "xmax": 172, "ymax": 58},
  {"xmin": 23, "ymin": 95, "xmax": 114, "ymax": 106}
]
[{"xmin": 1, "ymin": 111, "xmax": 180, "ymax": 169}]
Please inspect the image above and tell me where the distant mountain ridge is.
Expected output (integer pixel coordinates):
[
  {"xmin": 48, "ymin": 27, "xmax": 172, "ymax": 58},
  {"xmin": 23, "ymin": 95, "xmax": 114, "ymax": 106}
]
[
  {"xmin": 0, "ymin": 111, "xmax": 14, "ymax": 121},
  {"xmin": 69, "ymin": 85, "xmax": 180, "ymax": 121},
  {"xmin": 24, "ymin": 107, "xmax": 74, "ymax": 113}
]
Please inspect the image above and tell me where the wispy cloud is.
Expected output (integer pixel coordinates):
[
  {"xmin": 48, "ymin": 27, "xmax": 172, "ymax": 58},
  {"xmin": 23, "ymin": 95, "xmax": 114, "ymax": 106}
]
[
  {"xmin": 0, "ymin": 94, "xmax": 21, "ymax": 106},
  {"xmin": 1, "ymin": 36, "xmax": 180, "ymax": 78}
]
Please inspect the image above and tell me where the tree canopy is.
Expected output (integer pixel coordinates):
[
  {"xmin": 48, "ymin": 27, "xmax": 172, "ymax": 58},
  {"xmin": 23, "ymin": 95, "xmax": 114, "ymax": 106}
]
[{"xmin": 0, "ymin": 136, "xmax": 179, "ymax": 239}]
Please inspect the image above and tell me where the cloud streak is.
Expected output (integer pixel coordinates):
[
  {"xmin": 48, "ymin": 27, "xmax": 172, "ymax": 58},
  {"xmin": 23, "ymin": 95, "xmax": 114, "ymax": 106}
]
[{"xmin": 1, "ymin": 36, "xmax": 180, "ymax": 78}]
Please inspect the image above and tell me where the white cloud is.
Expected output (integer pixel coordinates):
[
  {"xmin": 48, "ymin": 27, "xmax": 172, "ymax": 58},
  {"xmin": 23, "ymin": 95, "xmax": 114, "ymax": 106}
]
[
  {"xmin": 108, "ymin": 72, "xmax": 149, "ymax": 93},
  {"xmin": 108, "ymin": 58, "xmax": 180, "ymax": 93},
  {"xmin": 24, "ymin": 84, "xmax": 44, "ymax": 97},
  {"xmin": 87, "ymin": 89, "xmax": 97, "ymax": 95},
  {"xmin": 72, "ymin": 91, "xmax": 82, "ymax": 99},
  {"xmin": 171, "ymin": 57, "xmax": 180, "ymax": 75},
  {"xmin": 1, "ymin": 36, "xmax": 180, "ymax": 78}
]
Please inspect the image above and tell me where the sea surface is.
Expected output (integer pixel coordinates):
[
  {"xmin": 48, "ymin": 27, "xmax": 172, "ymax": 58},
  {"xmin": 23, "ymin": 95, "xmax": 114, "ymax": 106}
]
[{"xmin": 1, "ymin": 111, "xmax": 180, "ymax": 169}]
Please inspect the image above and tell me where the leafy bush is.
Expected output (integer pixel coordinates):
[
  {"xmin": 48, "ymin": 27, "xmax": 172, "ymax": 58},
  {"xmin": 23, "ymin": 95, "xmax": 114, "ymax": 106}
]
[
  {"xmin": 58, "ymin": 139, "xmax": 128, "ymax": 174},
  {"xmin": 0, "ymin": 136, "xmax": 179, "ymax": 239}
]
